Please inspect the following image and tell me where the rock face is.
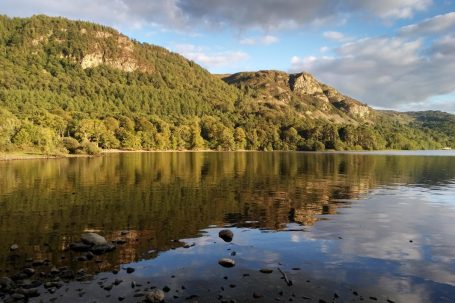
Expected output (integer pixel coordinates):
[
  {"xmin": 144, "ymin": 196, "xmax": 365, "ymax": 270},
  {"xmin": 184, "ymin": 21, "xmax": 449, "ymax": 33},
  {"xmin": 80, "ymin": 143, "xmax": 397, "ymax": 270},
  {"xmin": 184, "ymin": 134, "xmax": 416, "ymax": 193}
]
[
  {"xmin": 81, "ymin": 233, "xmax": 108, "ymax": 246},
  {"xmin": 223, "ymin": 70, "xmax": 372, "ymax": 121},
  {"xmin": 146, "ymin": 289, "xmax": 165, "ymax": 302},
  {"xmin": 79, "ymin": 35, "xmax": 141, "ymax": 72},
  {"xmin": 290, "ymin": 72, "xmax": 324, "ymax": 96},
  {"xmin": 219, "ymin": 229, "xmax": 234, "ymax": 242}
]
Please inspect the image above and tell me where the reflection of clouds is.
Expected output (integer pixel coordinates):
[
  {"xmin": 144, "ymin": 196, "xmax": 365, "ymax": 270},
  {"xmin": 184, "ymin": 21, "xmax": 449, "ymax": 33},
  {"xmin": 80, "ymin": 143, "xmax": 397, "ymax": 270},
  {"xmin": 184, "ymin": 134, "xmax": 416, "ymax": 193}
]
[
  {"xmin": 376, "ymin": 274, "xmax": 432, "ymax": 303},
  {"xmin": 305, "ymin": 185, "xmax": 455, "ymax": 299}
]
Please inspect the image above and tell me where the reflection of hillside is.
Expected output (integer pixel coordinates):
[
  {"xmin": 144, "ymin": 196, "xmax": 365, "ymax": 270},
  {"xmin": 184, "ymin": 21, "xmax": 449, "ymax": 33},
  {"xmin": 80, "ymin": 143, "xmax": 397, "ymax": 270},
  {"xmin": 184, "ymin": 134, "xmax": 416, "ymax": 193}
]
[{"xmin": 0, "ymin": 152, "xmax": 454, "ymax": 273}]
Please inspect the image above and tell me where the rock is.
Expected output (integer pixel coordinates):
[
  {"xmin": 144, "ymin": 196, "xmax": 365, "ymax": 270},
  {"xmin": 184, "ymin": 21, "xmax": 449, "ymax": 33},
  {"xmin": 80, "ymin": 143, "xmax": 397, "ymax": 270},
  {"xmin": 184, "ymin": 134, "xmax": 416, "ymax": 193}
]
[
  {"xmin": 126, "ymin": 267, "xmax": 135, "ymax": 274},
  {"xmin": 259, "ymin": 268, "xmax": 273, "ymax": 274},
  {"xmin": 218, "ymin": 258, "xmax": 235, "ymax": 268},
  {"xmin": 0, "ymin": 277, "xmax": 14, "ymax": 289},
  {"xmin": 253, "ymin": 292, "xmax": 263, "ymax": 299},
  {"xmin": 10, "ymin": 244, "xmax": 19, "ymax": 251},
  {"xmin": 114, "ymin": 239, "xmax": 127, "ymax": 245},
  {"xmin": 219, "ymin": 230, "xmax": 234, "ymax": 242},
  {"xmin": 69, "ymin": 242, "xmax": 92, "ymax": 252},
  {"xmin": 77, "ymin": 255, "xmax": 88, "ymax": 261},
  {"xmin": 81, "ymin": 233, "xmax": 108, "ymax": 246},
  {"xmin": 85, "ymin": 251, "xmax": 94, "ymax": 260},
  {"xmin": 50, "ymin": 267, "xmax": 60, "ymax": 275},
  {"xmin": 22, "ymin": 288, "xmax": 40, "ymax": 297},
  {"xmin": 22, "ymin": 268, "xmax": 35, "ymax": 276},
  {"xmin": 146, "ymin": 289, "xmax": 165, "ymax": 302},
  {"xmin": 162, "ymin": 286, "xmax": 170, "ymax": 292},
  {"xmin": 120, "ymin": 230, "xmax": 129, "ymax": 235},
  {"xmin": 11, "ymin": 293, "xmax": 25, "ymax": 300},
  {"xmin": 32, "ymin": 260, "xmax": 45, "ymax": 266},
  {"xmin": 91, "ymin": 244, "xmax": 116, "ymax": 255}
]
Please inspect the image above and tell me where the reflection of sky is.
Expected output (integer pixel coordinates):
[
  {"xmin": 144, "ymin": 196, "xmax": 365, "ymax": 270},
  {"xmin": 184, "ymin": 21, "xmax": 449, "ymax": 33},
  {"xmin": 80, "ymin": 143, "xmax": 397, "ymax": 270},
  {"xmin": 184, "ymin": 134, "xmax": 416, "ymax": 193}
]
[{"xmin": 121, "ymin": 181, "xmax": 455, "ymax": 302}]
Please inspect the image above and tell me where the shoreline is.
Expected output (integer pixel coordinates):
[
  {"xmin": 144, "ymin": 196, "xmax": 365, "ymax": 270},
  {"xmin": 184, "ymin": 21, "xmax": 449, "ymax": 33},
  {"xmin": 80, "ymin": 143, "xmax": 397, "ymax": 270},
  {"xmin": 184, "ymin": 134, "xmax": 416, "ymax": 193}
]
[{"xmin": 1, "ymin": 148, "xmax": 453, "ymax": 161}]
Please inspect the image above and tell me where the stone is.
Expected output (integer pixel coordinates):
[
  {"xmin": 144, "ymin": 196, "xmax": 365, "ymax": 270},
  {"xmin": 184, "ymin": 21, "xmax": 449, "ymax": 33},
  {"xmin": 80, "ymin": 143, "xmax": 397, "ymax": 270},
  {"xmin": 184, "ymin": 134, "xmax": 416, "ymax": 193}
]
[
  {"xmin": 259, "ymin": 268, "xmax": 273, "ymax": 274},
  {"xmin": 10, "ymin": 244, "xmax": 19, "ymax": 251},
  {"xmin": 218, "ymin": 258, "xmax": 235, "ymax": 268},
  {"xmin": 219, "ymin": 230, "xmax": 234, "ymax": 242},
  {"xmin": 69, "ymin": 242, "xmax": 92, "ymax": 252},
  {"xmin": 91, "ymin": 244, "xmax": 116, "ymax": 255},
  {"xmin": 50, "ymin": 267, "xmax": 60, "ymax": 275},
  {"xmin": 23, "ymin": 268, "xmax": 35, "ymax": 276},
  {"xmin": 32, "ymin": 260, "xmax": 45, "ymax": 266},
  {"xmin": 81, "ymin": 233, "xmax": 108, "ymax": 246},
  {"xmin": 126, "ymin": 267, "xmax": 135, "ymax": 274},
  {"xmin": 0, "ymin": 277, "xmax": 14, "ymax": 289},
  {"xmin": 146, "ymin": 289, "xmax": 165, "ymax": 302}
]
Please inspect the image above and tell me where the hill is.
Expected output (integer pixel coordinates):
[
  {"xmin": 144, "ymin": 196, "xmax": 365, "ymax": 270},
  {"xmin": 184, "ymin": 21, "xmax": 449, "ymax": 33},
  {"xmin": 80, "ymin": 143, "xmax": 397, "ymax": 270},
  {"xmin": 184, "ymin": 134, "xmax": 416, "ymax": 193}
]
[{"xmin": 0, "ymin": 15, "xmax": 453, "ymax": 154}]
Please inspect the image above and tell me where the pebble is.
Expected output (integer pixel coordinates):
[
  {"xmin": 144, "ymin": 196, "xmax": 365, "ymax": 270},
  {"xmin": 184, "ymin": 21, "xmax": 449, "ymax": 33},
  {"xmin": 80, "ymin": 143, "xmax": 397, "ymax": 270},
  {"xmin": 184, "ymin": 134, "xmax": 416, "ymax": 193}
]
[
  {"xmin": 218, "ymin": 258, "xmax": 235, "ymax": 268},
  {"xmin": 219, "ymin": 230, "xmax": 234, "ymax": 242},
  {"xmin": 253, "ymin": 292, "xmax": 263, "ymax": 299},
  {"xmin": 260, "ymin": 268, "xmax": 273, "ymax": 274},
  {"xmin": 23, "ymin": 268, "xmax": 35, "ymax": 276},
  {"xmin": 126, "ymin": 267, "xmax": 135, "ymax": 274},
  {"xmin": 10, "ymin": 244, "xmax": 19, "ymax": 251},
  {"xmin": 146, "ymin": 288, "xmax": 165, "ymax": 302}
]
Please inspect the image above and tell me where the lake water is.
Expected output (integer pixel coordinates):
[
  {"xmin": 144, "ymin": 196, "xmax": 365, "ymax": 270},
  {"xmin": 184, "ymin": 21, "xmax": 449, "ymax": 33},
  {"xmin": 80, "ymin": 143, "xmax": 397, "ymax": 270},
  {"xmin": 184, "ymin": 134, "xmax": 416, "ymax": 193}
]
[{"xmin": 1, "ymin": 151, "xmax": 455, "ymax": 302}]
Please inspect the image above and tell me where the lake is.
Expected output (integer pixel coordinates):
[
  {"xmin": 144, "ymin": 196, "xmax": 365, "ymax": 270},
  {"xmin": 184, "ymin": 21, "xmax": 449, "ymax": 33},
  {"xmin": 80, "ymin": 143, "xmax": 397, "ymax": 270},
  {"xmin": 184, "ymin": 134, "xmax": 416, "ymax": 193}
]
[{"xmin": 1, "ymin": 151, "xmax": 455, "ymax": 302}]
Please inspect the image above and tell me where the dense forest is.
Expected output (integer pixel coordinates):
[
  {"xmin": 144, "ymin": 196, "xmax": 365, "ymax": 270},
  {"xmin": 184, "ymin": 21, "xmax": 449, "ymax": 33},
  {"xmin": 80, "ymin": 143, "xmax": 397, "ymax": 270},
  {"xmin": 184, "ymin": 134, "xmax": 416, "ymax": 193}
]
[{"xmin": 0, "ymin": 15, "xmax": 453, "ymax": 155}]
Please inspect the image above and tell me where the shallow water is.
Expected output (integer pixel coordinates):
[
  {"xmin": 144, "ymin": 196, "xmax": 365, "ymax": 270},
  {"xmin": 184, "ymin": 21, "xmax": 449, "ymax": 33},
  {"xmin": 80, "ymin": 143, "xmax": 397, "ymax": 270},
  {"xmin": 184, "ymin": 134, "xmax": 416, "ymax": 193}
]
[{"xmin": 1, "ymin": 151, "xmax": 455, "ymax": 302}]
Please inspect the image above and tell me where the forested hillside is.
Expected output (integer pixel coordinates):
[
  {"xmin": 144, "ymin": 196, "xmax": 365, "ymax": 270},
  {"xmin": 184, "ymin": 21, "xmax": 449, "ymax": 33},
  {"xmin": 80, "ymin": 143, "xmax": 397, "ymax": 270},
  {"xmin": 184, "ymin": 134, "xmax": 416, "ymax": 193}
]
[{"xmin": 0, "ymin": 15, "xmax": 453, "ymax": 155}]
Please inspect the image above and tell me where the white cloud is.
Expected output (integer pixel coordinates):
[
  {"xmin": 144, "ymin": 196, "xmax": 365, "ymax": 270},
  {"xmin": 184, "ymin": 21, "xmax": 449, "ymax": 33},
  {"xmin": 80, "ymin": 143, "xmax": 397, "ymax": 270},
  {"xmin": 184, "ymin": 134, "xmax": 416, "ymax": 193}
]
[
  {"xmin": 399, "ymin": 11, "xmax": 455, "ymax": 36},
  {"xmin": 323, "ymin": 31, "xmax": 346, "ymax": 41},
  {"xmin": 290, "ymin": 34, "xmax": 455, "ymax": 109},
  {"xmin": 173, "ymin": 44, "xmax": 249, "ymax": 68},
  {"xmin": 320, "ymin": 46, "xmax": 330, "ymax": 53},
  {"xmin": 240, "ymin": 35, "xmax": 279, "ymax": 45}
]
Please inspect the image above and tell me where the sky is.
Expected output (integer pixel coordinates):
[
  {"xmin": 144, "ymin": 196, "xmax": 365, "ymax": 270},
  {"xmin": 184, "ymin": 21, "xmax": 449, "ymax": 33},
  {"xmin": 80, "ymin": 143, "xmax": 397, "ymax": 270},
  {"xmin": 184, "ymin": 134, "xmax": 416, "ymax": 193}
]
[{"xmin": 1, "ymin": 0, "xmax": 455, "ymax": 112}]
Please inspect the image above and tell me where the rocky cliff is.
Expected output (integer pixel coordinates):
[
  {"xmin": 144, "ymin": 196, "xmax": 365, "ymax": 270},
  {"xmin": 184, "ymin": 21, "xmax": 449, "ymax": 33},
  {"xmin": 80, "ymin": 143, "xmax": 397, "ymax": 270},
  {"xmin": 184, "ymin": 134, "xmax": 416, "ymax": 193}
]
[{"xmin": 223, "ymin": 70, "xmax": 372, "ymax": 122}]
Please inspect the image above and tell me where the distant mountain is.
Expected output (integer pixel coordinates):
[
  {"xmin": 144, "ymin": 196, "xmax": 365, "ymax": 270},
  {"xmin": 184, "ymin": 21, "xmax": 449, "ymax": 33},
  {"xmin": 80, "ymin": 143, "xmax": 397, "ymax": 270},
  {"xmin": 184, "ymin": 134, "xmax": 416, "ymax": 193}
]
[{"xmin": 0, "ymin": 15, "xmax": 453, "ymax": 154}]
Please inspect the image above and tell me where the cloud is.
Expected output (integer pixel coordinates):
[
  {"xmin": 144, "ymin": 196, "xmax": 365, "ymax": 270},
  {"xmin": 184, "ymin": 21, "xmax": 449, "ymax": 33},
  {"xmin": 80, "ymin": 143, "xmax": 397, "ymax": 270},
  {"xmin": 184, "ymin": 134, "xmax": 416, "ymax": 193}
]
[
  {"xmin": 323, "ymin": 31, "xmax": 345, "ymax": 41},
  {"xmin": 0, "ymin": 0, "xmax": 434, "ymax": 31},
  {"xmin": 173, "ymin": 44, "xmax": 249, "ymax": 68},
  {"xmin": 399, "ymin": 11, "xmax": 455, "ymax": 36},
  {"xmin": 323, "ymin": 31, "xmax": 355, "ymax": 43},
  {"xmin": 346, "ymin": 0, "xmax": 432, "ymax": 19},
  {"xmin": 290, "ymin": 34, "xmax": 455, "ymax": 109},
  {"xmin": 239, "ymin": 35, "xmax": 279, "ymax": 45}
]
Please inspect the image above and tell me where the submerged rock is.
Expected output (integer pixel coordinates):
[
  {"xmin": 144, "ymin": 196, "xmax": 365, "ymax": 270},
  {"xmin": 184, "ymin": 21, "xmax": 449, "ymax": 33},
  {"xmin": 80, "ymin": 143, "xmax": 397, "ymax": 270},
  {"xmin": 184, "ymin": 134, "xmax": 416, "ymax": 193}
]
[
  {"xmin": 81, "ymin": 233, "xmax": 108, "ymax": 246},
  {"xmin": 146, "ymin": 288, "xmax": 165, "ymax": 302},
  {"xmin": 69, "ymin": 242, "xmax": 92, "ymax": 252},
  {"xmin": 218, "ymin": 258, "xmax": 235, "ymax": 268},
  {"xmin": 219, "ymin": 230, "xmax": 234, "ymax": 242},
  {"xmin": 91, "ymin": 244, "xmax": 116, "ymax": 255}
]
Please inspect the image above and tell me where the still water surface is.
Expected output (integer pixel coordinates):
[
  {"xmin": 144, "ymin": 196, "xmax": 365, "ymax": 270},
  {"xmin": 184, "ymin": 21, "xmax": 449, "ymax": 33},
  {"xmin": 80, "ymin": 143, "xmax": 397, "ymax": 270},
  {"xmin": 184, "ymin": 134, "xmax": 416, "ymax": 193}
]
[{"xmin": 0, "ymin": 151, "xmax": 455, "ymax": 302}]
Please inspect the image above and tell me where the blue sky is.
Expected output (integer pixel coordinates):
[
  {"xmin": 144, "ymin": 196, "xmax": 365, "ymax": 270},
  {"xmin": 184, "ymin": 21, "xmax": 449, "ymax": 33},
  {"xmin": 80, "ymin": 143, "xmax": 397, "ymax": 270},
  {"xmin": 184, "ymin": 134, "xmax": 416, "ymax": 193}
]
[{"xmin": 1, "ymin": 0, "xmax": 455, "ymax": 112}]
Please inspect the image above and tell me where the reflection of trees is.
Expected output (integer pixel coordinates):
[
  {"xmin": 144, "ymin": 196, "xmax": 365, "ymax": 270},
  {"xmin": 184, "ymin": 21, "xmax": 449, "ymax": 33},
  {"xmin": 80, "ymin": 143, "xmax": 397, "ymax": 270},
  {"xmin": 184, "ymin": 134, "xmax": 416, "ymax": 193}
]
[{"xmin": 0, "ymin": 152, "xmax": 454, "ymax": 273}]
